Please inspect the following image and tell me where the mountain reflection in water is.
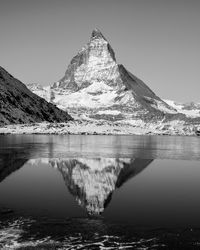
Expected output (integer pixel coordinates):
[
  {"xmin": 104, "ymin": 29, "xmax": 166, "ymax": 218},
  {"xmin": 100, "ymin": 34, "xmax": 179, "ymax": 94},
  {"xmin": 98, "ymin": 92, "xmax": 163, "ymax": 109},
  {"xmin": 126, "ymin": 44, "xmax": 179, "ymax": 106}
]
[
  {"xmin": 3, "ymin": 157, "xmax": 152, "ymax": 216},
  {"xmin": 0, "ymin": 134, "xmax": 155, "ymax": 217},
  {"xmin": 1, "ymin": 135, "xmax": 200, "ymax": 249},
  {"xmin": 49, "ymin": 157, "xmax": 153, "ymax": 215}
]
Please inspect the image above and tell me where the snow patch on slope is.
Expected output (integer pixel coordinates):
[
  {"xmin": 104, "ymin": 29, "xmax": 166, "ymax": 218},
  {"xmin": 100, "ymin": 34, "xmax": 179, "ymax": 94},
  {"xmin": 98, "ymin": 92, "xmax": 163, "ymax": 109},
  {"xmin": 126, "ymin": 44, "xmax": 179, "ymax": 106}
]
[
  {"xmin": 97, "ymin": 110, "xmax": 121, "ymax": 115},
  {"xmin": 54, "ymin": 81, "xmax": 135, "ymax": 110},
  {"xmin": 27, "ymin": 84, "xmax": 53, "ymax": 102}
]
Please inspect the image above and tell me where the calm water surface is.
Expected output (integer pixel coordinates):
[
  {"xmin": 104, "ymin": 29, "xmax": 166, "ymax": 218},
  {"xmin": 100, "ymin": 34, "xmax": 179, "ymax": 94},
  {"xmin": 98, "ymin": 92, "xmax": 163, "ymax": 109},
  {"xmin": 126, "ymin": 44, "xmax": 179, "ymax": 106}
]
[{"xmin": 0, "ymin": 134, "xmax": 200, "ymax": 249}]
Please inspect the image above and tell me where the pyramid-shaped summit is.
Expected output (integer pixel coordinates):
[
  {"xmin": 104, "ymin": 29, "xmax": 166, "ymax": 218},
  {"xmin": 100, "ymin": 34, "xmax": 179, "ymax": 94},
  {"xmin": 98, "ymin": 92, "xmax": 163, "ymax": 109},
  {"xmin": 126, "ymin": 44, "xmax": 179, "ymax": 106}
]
[
  {"xmin": 54, "ymin": 28, "xmax": 118, "ymax": 90},
  {"xmin": 51, "ymin": 29, "xmax": 176, "ymax": 120},
  {"xmin": 91, "ymin": 28, "xmax": 107, "ymax": 40}
]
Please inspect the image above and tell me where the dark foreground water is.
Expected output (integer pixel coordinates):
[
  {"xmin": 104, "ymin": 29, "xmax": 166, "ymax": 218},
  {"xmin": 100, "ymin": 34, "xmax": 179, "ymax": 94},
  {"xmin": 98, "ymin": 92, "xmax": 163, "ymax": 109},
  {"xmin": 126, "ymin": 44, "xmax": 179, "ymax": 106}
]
[{"xmin": 1, "ymin": 135, "xmax": 200, "ymax": 249}]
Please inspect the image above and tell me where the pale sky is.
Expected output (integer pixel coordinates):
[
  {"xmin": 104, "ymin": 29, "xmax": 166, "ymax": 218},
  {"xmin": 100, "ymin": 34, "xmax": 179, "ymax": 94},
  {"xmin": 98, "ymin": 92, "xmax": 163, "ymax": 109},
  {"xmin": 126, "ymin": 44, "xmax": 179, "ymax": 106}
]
[{"xmin": 0, "ymin": 0, "xmax": 200, "ymax": 102}]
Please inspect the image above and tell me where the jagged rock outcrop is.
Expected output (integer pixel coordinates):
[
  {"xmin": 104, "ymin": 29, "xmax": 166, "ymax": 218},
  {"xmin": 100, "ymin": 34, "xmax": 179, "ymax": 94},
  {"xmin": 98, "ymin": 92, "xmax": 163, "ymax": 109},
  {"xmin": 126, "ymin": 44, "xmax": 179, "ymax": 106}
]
[
  {"xmin": 0, "ymin": 66, "xmax": 72, "ymax": 125},
  {"xmin": 49, "ymin": 157, "xmax": 153, "ymax": 215}
]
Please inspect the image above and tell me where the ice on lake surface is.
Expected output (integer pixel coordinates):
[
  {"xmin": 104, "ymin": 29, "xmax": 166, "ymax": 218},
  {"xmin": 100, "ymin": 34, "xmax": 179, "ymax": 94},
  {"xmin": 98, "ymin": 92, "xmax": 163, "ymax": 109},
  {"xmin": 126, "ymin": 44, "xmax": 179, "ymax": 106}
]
[{"xmin": 1, "ymin": 134, "xmax": 200, "ymax": 249}]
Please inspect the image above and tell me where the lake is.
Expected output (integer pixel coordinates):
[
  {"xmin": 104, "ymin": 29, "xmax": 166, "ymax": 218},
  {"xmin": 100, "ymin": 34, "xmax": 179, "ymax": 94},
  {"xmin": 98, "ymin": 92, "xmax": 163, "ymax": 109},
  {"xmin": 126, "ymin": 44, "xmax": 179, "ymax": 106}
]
[{"xmin": 1, "ymin": 134, "xmax": 200, "ymax": 249}]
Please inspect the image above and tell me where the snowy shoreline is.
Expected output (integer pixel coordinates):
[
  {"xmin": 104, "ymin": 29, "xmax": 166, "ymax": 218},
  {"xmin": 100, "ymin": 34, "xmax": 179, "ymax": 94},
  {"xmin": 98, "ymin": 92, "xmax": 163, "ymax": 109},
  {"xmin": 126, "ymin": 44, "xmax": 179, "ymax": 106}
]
[{"xmin": 0, "ymin": 120, "xmax": 196, "ymax": 136}]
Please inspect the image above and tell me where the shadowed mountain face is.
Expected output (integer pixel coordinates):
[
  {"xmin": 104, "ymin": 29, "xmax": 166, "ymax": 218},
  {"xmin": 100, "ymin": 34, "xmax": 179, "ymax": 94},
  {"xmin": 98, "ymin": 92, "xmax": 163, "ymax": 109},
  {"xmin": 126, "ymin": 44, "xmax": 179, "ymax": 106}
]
[
  {"xmin": 0, "ymin": 66, "xmax": 72, "ymax": 125},
  {"xmin": 49, "ymin": 157, "xmax": 153, "ymax": 215}
]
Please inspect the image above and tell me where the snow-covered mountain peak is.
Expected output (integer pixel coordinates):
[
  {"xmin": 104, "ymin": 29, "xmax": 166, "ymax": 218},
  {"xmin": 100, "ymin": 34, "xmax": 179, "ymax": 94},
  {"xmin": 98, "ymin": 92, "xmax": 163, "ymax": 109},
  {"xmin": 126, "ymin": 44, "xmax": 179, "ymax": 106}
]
[
  {"xmin": 52, "ymin": 29, "xmax": 118, "ymax": 92},
  {"xmin": 28, "ymin": 30, "xmax": 182, "ymax": 121},
  {"xmin": 91, "ymin": 28, "xmax": 107, "ymax": 41},
  {"xmin": 89, "ymin": 28, "xmax": 116, "ymax": 61}
]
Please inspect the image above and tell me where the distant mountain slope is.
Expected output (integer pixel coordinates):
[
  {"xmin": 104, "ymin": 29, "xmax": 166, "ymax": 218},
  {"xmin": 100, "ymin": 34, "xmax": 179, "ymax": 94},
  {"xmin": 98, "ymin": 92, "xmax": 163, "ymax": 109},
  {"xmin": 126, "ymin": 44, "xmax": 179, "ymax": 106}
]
[
  {"xmin": 0, "ymin": 66, "xmax": 72, "ymax": 125},
  {"xmin": 164, "ymin": 99, "xmax": 200, "ymax": 118},
  {"xmin": 26, "ymin": 83, "xmax": 52, "ymax": 102}
]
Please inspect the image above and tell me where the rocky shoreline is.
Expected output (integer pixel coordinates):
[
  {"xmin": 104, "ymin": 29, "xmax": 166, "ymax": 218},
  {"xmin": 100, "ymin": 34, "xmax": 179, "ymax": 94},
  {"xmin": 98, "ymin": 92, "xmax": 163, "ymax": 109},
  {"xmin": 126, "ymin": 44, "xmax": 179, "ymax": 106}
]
[{"xmin": 0, "ymin": 120, "xmax": 196, "ymax": 136}]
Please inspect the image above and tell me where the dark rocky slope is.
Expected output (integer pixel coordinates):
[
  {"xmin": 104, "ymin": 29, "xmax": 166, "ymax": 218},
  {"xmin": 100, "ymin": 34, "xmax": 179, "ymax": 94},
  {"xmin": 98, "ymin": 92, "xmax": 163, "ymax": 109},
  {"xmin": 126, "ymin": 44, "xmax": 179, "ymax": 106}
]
[{"xmin": 0, "ymin": 66, "xmax": 72, "ymax": 125}]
